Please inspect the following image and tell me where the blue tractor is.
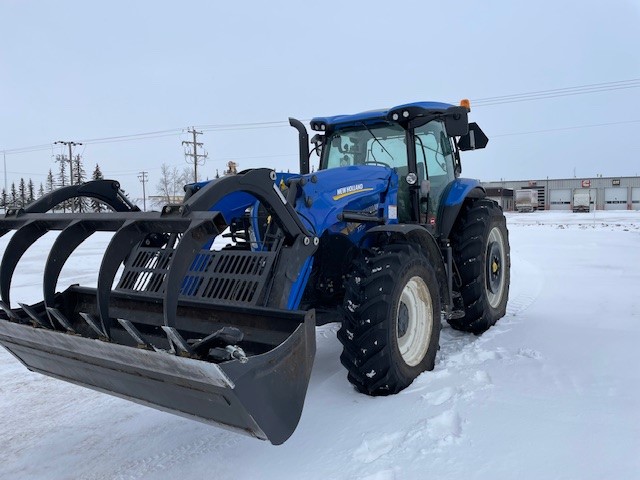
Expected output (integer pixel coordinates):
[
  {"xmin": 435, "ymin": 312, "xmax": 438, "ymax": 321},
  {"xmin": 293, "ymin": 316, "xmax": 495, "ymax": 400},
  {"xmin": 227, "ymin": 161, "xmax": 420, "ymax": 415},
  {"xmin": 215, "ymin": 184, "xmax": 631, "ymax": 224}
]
[{"xmin": 0, "ymin": 100, "xmax": 509, "ymax": 445}]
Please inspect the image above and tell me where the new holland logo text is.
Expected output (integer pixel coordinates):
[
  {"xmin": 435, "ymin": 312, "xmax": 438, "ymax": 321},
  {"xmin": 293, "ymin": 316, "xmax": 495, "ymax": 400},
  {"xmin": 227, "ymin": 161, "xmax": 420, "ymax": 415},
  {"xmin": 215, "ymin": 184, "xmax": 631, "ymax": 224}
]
[{"xmin": 333, "ymin": 184, "xmax": 374, "ymax": 200}]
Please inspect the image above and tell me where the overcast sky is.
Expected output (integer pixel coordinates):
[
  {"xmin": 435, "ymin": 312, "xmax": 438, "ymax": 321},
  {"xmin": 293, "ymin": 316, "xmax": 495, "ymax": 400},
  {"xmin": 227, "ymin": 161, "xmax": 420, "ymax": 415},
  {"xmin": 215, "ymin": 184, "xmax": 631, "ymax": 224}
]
[{"xmin": 1, "ymin": 0, "xmax": 639, "ymax": 200}]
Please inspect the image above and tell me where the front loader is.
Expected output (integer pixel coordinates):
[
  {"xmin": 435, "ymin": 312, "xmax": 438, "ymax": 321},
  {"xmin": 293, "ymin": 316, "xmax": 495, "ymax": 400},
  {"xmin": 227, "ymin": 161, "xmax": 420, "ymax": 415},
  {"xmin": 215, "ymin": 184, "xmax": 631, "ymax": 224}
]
[{"xmin": 0, "ymin": 101, "xmax": 510, "ymax": 444}]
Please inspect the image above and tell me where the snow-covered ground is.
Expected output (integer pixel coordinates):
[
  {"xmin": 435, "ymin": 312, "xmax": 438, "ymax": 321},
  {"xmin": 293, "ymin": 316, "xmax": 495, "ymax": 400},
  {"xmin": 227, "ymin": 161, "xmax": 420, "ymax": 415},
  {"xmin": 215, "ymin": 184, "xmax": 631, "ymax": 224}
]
[{"xmin": 1, "ymin": 211, "xmax": 639, "ymax": 480}]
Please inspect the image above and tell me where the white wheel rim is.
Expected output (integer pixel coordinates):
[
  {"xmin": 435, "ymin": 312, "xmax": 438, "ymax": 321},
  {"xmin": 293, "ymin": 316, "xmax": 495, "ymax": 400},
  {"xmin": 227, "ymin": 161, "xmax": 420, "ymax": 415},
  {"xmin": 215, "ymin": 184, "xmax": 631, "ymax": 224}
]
[
  {"xmin": 396, "ymin": 276, "xmax": 433, "ymax": 367},
  {"xmin": 486, "ymin": 227, "xmax": 506, "ymax": 308}
]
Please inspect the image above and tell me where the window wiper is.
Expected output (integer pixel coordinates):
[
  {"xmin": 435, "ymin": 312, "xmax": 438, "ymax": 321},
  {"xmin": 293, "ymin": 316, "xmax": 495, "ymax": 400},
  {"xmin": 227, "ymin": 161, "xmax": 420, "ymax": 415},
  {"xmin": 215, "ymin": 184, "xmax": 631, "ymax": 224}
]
[{"xmin": 360, "ymin": 122, "xmax": 394, "ymax": 161}]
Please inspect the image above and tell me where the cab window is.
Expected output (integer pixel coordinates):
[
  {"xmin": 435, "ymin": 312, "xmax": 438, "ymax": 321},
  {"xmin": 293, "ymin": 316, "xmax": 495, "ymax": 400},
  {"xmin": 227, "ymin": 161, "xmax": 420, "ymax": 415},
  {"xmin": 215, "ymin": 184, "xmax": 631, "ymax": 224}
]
[
  {"xmin": 323, "ymin": 124, "xmax": 407, "ymax": 170},
  {"xmin": 414, "ymin": 121, "xmax": 456, "ymax": 216}
]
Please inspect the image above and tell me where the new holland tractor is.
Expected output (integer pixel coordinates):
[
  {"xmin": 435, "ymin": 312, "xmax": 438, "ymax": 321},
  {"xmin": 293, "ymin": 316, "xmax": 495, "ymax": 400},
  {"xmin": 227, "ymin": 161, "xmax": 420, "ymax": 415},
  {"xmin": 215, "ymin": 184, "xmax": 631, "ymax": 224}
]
[{"xmin": 0, "ymin": 100, "xmax": 509, "ymax": 444}]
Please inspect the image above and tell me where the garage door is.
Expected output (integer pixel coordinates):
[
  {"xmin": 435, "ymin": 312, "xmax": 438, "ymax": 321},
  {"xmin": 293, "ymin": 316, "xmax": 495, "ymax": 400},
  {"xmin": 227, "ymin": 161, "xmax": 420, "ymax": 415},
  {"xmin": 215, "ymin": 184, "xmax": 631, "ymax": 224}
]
[
  {"xmin": 604, "ymin": 187, "xmax": 628, "ymax": 210},
  {"xmin": 549, "ymin": 189, "xmax": 571, "ymax": 210},
  {"xmin": 632, "ymin": 187, "xmax": 640, "ymax": 210}
]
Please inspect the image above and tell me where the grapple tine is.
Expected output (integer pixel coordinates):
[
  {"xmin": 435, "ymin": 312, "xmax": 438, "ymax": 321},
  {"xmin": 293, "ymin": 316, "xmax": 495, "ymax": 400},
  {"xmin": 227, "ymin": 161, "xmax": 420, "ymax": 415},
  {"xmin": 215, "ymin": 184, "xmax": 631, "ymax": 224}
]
[
  {"xmin": 43, "ymin": 220, "xmax": 97, "ymax": 313},
  {"xmin": 46, "ymin": 307, "xmax": 76, "ymax": 333},
  {"xmin": 0, "ymin": 300, "xmax": 21, "ymax": 321},
  {"xmin": 161, "ymin": 326, "xmax": 194, "ymax": 355},
  {"xmin": 19, "ymin": 303, "xmax": 54, "ymax": 329},
  {"xmin": 80, "ymin": 312, "xmax": 108, "ymax": 338},
  {"xmin": 96, "ymin": 221, "xmax": 149, "ymax": 339},
  {"xmin": 116, "ymin": 318, "xmax": 157, "ymax": 350},
  {"xmin": 163, "ymin": 219, "xmax": 221, "ymax": 329},
  {"xmin": 0, "ymin": 221, "xmax": 51, "ymax": 307}
]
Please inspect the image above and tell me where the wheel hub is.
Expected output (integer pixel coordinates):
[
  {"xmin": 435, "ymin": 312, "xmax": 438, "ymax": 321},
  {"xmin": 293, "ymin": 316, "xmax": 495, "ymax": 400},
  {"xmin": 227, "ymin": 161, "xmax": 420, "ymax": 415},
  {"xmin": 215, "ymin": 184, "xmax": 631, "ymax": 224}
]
[
  {"xmin": 396, "ymin": 276, "xmax": 433, "ymax": 367},
  {"xmin": 485, "ymin": 226, "xmax": 506, "ymax": 309},
  {"xmin": 397, "ymin": 302, "xmax": 409, "ymax": 338},
  {"xmin": 487, "ymin": 242, "xmax": 502, "ymax": 294}
]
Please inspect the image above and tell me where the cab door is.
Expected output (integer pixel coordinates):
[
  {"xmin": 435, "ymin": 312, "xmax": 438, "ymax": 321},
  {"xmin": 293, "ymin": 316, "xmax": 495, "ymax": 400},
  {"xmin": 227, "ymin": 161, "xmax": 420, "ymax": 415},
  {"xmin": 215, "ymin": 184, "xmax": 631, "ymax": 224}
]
[{"xmin": 414, "ymin": 120, "xmax": 456, "ymax": 224}]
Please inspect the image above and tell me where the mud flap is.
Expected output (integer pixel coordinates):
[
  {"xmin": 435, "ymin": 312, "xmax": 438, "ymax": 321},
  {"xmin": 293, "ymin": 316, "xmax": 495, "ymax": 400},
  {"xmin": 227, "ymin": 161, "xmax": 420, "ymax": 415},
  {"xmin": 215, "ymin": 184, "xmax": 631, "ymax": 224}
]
[{"xmin": 0, "ymin": 305, "xmax": 315, "ymax": 445}]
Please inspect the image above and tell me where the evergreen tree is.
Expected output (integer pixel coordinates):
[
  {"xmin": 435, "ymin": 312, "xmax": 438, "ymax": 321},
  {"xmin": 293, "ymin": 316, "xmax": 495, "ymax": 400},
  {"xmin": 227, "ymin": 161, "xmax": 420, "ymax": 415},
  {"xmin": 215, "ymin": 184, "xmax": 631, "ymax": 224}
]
[
  {"xmin": 46, "ymin": 169, "xmax": 55, "ymax": 193},
  {"xmin": 91, "ymin": 163, "xmax": 106, "ymax": 212},
  {"xmin": 56, "ymin": 155, "xmax": 67, "ymax": 188},
  {"xmin": 0, "ymin": 189, "xmax": 6, "ymax": 211},
  {"xmin": 38, "ymin": 183, "xmax": 45, "ymax": 199},
  {"xmin": 10, "ymin": 182, "xmax": 17, "ymax": 208},
  {"xmin": 73, "ymin": 155, "xmax": 86, "ymax": 185},
  {"xmin": 27, "ymin": 179, "xmax": 35, "ymax": 204},
  {"xmin": 18, "ymin": 178, "xmax": 26, "ymax": 207},
  {"xmin": 56, "ymin": 156, "xmax": 68, "ymax": 212},
  {"xmin": 72, "ymin": 155, "xmax": 89, "ymax": 212}
]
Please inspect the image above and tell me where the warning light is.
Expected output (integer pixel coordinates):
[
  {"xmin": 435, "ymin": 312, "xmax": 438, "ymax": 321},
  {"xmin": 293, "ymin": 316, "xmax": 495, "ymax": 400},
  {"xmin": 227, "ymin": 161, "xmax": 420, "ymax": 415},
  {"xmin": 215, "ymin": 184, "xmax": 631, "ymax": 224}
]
[{"xmin": 460, "ymin": 99, "xmax": 471, "ymax": 111}]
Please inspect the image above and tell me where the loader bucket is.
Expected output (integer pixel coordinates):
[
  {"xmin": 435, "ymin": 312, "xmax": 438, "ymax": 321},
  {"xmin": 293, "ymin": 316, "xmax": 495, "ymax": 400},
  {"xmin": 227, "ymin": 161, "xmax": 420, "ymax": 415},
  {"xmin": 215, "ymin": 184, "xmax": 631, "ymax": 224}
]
[
  {"xmin": 0, "ymin": 170, "xmax": 319, "ymax": 444},
  {"xmin": 0, "ymin": 293, "xmax": 316, "ymax": 444}
]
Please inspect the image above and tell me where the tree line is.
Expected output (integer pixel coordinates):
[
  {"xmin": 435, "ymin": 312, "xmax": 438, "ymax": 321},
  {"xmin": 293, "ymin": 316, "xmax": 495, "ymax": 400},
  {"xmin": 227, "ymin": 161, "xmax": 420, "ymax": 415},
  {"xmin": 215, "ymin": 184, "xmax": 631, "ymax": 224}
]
[
  {"xmin": 1, "ymin": 161, "xmax": 106, "ymax": 212},
  {"xmin": 1, "ymin": 156, "xmax": 240, "ymax": 212}
]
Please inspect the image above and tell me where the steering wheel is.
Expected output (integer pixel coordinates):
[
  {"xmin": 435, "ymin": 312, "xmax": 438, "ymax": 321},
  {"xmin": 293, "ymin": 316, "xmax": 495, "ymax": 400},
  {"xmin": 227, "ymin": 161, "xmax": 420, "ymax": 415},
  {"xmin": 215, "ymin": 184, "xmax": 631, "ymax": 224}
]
[{"xmin": 364, "ymin": 160, "xmax": 391, "ymax": 168}]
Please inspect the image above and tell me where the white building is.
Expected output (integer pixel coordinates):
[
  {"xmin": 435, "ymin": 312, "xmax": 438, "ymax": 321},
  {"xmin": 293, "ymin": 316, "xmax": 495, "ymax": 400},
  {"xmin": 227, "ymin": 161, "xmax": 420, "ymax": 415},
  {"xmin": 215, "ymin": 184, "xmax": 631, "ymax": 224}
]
[{"xmin": 482, "ymin": 175, "xmax": 640, "ymax": 211}]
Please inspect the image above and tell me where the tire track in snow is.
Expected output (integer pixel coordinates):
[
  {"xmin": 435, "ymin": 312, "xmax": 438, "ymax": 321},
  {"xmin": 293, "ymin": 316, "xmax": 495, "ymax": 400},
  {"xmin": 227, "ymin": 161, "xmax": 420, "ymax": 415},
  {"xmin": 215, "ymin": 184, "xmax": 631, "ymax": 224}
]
[
  {"xmin": 505, "ymin": 256, "xmax": 544, "ymax": 317},
  {"xmin": 81, "ymin": 434, "xmax": 240, "ymax": 480}
]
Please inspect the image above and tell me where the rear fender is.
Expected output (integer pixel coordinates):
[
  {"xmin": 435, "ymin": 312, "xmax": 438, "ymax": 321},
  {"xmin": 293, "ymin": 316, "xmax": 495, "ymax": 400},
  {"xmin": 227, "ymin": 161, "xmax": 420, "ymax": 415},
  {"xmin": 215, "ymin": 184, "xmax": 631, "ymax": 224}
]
[{"xmin": 438, "ymin": 179, "xmax": 486, "ymax": 239}]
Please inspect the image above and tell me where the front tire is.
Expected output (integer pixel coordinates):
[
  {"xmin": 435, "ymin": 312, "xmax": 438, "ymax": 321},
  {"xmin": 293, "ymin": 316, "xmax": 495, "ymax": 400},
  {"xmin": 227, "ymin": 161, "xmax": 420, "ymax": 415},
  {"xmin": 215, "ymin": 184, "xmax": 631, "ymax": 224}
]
[
  {"xmin": 449, "ymin": 199, "xmax": 510, "ymax": 334},
  {"xmin": 337, "ymin": 244, "xmax": 441, "ymax": 395}
]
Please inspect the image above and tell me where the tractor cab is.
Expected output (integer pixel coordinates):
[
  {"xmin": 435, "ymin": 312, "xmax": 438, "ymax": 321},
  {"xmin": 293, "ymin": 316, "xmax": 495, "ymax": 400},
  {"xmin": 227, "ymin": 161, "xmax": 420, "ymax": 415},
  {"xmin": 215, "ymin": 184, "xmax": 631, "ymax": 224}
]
[{"xmin": 309, "ymin": 101, "xmax": 487, "ymax": 225}]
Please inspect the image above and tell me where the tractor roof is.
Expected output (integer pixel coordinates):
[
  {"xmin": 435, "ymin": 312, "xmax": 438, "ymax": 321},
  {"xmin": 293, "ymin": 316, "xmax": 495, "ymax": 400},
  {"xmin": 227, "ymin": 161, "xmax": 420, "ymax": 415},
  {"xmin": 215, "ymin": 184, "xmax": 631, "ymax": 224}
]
[{"xmin": 310, "ymin": 101, "xmax": 454, "ymax": 131}]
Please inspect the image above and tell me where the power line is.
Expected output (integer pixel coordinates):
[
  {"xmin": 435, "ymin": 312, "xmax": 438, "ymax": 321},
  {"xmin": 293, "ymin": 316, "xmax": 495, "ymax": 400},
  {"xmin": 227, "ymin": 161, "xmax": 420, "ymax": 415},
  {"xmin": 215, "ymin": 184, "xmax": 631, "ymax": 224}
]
[
  {"xmin": 1, "ymin": 78, "xmax": 639, "ymax": 155},
  {"xmin": 9, "ymin": 118, "xmax": 639, "ymax": 179},
  {"xmin": 471, "ymin": 79, "xmax": 640, "ymax": 106},
  {"xmin": 492, "ymin": 119, "xmax": 640, "ymax": 138},
  {"xmin": 472, "ymin": 78, "xmax": 640, "ymax": 102}
]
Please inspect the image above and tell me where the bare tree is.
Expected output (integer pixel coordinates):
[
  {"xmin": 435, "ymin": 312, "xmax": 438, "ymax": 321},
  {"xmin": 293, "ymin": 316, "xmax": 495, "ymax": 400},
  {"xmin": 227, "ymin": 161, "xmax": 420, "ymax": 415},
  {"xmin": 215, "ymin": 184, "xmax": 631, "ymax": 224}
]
[{"xmin": 155, "ymin": 163, "xmax": 189, "ymax": 206}]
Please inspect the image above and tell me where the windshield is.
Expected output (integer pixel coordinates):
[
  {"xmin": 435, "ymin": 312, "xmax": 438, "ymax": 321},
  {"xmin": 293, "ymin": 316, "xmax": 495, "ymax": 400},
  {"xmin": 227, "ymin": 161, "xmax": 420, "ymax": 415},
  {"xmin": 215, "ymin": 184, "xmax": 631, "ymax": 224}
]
[{"xmin": 322, "ymin": 124, "xmax": 407, "ymax": 170}]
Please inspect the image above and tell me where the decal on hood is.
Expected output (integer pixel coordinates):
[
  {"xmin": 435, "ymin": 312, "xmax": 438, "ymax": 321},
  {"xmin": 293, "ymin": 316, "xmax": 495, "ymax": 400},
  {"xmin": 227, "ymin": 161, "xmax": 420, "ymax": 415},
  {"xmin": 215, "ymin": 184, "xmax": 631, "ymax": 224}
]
[{"xmin": 332, "ymin": 184, "xmax": 374, "ymax": 201}]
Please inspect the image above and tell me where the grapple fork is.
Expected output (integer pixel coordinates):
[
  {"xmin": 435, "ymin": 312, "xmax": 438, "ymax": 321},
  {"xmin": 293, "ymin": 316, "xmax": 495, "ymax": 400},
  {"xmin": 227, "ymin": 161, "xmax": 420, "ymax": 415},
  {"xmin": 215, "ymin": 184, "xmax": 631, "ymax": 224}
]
[{"xmin": 0, "ymin": 169, "xmax": 318, "ymax": 444}]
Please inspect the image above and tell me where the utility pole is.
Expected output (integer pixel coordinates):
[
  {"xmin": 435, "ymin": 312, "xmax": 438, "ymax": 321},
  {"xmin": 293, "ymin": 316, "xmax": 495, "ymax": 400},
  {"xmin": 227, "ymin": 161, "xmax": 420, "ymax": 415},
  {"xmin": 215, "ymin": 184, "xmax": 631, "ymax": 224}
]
[
  {"xmin": 138, "ymin": 171, "xmax": 148, "ymax": 211},
  {"xmin": 54, "ymin": 141, "xmax": 82, "ymax": 210},
  {"xmin": 2, "ymin": 151, "xmax": 6, "ymax": 213},
  {"xmin": 182, "ymin": 128, "xmax": 207, "ymax": 183},
  {"xmin": 54, "ymin": 141, "xmax": 82, "ymax": 186}
]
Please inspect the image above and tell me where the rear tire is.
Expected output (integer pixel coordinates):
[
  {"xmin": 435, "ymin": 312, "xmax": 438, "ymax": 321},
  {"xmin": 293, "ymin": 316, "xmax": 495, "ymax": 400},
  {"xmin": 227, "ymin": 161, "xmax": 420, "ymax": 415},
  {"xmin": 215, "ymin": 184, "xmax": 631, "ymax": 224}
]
[
  {"xmin": 337, "ymin": 243, "xmax": 441, "ymax": 395},
  {"xmin": 449, "ymin": 199, "xmax": 510, "ymax": 334}
]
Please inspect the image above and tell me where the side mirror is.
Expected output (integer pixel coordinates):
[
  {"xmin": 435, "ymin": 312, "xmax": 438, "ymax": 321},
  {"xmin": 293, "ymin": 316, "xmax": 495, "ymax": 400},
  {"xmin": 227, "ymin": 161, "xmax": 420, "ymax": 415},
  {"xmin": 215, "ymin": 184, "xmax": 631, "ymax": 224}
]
[
  {"xmin": 444, "ymin": 106, "xmax": 469, "ymax": 137},
  {"xmin": 458, "ymin": 122, "xmax": 489, "ymax": 151},
  {"xmin": 310, "ymin": 134, "xmax": 324, "ymax": 157}
]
